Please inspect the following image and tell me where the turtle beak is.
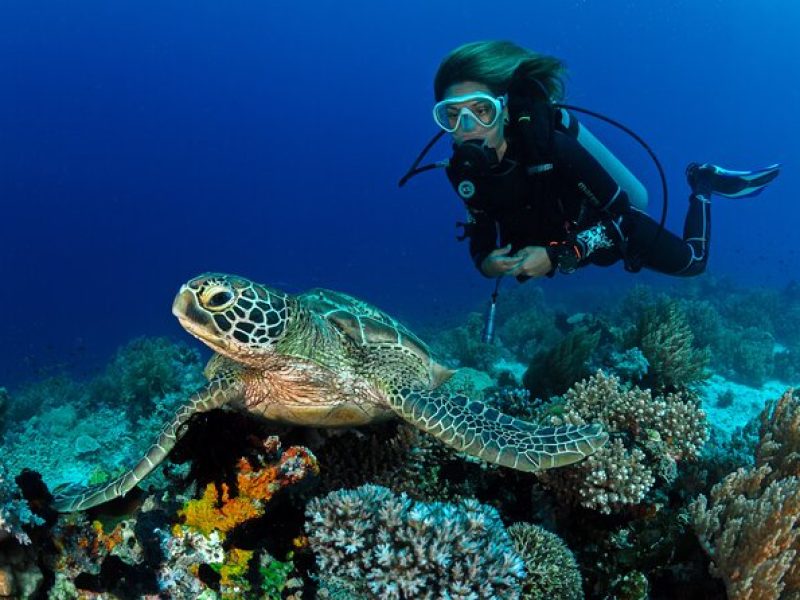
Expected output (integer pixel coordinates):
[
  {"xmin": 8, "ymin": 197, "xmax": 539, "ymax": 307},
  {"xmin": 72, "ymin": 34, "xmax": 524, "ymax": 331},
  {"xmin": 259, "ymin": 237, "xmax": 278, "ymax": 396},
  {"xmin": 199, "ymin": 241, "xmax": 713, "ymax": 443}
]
[{"xmin": 172, "ymin": 286, "xmax": 214, "ymax": 336}]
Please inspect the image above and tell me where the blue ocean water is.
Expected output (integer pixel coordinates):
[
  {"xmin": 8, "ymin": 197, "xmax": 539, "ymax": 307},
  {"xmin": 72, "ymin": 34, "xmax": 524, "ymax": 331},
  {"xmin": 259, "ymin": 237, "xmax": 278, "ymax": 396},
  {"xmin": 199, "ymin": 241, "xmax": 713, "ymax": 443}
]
[{"xmin": 0, "ymin": 0, "xmax": 797, "ymax": 388}]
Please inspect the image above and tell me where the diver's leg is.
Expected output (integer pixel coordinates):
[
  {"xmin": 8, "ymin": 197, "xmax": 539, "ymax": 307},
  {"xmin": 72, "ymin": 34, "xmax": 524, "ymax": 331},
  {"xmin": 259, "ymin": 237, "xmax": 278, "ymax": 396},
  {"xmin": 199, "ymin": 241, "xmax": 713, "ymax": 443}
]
[
  {"xmin": 614, "ymin": 162, "xmax": 780, "ymax": 276},
  {"xmin": 616, "ymin": 203, "xmax": 709, "ymax": 276}
]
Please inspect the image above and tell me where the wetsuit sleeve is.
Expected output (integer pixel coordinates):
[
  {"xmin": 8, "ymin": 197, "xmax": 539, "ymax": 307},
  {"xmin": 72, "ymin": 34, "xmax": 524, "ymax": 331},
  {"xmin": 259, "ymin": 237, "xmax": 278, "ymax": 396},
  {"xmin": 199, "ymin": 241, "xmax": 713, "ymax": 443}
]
[
  {"xmin": 547, "ymin": 129, "xmax": 638, "ymax": 271},
  {"xmin": 465, "ymin": 207, "xmax": 498, "ymax": 275}
]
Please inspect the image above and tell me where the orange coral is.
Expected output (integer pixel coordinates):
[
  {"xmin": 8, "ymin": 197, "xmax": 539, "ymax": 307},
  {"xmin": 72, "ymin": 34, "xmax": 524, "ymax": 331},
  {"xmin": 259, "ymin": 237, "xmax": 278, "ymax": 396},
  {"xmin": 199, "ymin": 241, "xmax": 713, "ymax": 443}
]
[{"xmin": 179, "ymin": 445, "xmax": 318, "ymax": 537}]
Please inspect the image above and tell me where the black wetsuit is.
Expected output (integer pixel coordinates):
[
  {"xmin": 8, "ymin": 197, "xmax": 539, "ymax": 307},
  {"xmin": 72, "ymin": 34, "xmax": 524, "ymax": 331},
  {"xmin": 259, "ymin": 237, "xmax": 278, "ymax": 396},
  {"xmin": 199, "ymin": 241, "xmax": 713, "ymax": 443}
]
[{"xmin": 448, "ymin": 110, "xmax": 710, "ymax": 277}]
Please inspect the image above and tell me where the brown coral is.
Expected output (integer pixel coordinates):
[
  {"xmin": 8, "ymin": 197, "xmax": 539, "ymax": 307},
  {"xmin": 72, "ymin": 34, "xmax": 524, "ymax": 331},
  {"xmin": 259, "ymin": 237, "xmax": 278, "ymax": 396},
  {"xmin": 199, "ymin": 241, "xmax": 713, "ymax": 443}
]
[
  {"xmin": 690, "ymin": 390, "xmax": 800, "ymax": 599},
  {"xmin": 690, "ymin": 466, "xmax": 800, "ymax": 600}
]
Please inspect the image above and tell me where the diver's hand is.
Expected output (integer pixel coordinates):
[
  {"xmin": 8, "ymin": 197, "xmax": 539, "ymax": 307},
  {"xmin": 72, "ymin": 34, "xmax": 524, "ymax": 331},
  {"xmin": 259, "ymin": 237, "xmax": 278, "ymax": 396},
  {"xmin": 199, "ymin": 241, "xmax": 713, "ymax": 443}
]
[
  {"xmin": 510, "ymin": 246, "xmax": 552, "ymax": 278},
  {"xmin": 480, "ymin": 245, "xmax": 524, "ymax": 277}
]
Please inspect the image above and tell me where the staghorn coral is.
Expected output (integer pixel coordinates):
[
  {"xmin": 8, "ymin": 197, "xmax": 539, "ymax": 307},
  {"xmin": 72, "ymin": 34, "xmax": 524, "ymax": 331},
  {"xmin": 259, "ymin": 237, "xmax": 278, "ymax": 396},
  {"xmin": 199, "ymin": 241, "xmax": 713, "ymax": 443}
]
[
  {"xmin": 690, "ymin": 390, "xmax": 800, "ymax": 599},
  {"xmin": 631, "ymin": 300, "xmax": 710, "ymax": 391},
  {"xmin": 507, "ymin": 522, "xmax": 583, "ymax": 600},
  {"xmin": 538, "ymin": 371, "xmax": 708, "ymax": 513},
  {"xmin": 306, "ymin": 484, "xmax": 525, "ymax": 599}
]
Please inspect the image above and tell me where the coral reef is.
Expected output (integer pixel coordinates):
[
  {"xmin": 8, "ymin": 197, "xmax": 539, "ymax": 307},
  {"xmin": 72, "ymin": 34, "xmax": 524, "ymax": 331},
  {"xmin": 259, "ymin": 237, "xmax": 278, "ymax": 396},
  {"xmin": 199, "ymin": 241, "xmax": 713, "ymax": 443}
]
[
  {"xmin": 690, "ymin": 391, "xmax": 800, "ymax": 599},
  {"xmin": 727, "ymin": 327, "xmax": 776, "ymax": 386},
  {"xmin": 179, "ymin": 445, "xmax": 318, "ymax": 537},
  {"xmin": 430, "ymin": 312, "xmax": 510, "ymax": 373},
  {"xmin": 0, "ymin": 388, "xmax": 7, "ymax": 435},
  {"xmin": 631, "ymin": 300, "xmax": 710, "ymax": 391},
  {"xmin": 1, "ymin": 337, "xmax": 205, "ymax": 497},
  {"xmin": 522, "ymin": 326, "xmax": 601, "ymax": 399},
  {"xmin": 539, "ymin": 371, "xmax": 708, "ymax": 513},
  {"xmin": 306, "ymin": 484, "xmax": 525, "ymax": 599},
  {"xmin": 0, "ymin": 467, "xmax": 43, "ymax": 545},
  {"xmin": 507, "ymin": 522, "xmax": 583, "ymax": 600},
  {"xmin": 87, "ymin": 336, "xmax": 205, "ymax": 420}
]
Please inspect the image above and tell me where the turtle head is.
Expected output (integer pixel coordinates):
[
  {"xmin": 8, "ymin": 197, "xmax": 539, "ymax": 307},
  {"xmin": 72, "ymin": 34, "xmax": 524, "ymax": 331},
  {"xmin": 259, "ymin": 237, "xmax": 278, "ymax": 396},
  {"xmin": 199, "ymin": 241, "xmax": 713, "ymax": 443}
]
[{"xmin": 173, "ymin": 273, "xmax": 292, "ymax": 364}]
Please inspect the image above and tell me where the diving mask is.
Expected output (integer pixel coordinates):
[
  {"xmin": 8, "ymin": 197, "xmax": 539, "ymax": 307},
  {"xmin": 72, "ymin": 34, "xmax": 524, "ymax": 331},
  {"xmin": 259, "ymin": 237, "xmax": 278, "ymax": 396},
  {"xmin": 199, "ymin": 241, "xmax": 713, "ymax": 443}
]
[{"xmin": 433, "ymin": 92, "xmax": 508, "ymax": 133}]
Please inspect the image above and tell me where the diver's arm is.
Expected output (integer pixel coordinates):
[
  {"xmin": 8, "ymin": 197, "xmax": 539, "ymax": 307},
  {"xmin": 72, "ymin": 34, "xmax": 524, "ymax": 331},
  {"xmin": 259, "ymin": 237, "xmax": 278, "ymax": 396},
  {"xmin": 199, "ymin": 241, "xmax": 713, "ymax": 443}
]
[{"xmin": 546, "ymin": 218, "xmax": 626, "ymax": 274}]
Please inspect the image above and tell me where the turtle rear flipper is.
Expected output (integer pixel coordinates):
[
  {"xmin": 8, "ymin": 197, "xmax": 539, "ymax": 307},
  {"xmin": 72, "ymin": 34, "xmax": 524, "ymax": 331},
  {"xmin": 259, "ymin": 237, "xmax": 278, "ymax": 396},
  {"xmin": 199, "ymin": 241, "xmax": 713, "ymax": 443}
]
[
  {"xmin": 389, "ymin": 387, "xmax": 607, "ymax": 471},
  {"xmin": 53, "ymin": 375, "xmax": 243, "ymax": 512}
]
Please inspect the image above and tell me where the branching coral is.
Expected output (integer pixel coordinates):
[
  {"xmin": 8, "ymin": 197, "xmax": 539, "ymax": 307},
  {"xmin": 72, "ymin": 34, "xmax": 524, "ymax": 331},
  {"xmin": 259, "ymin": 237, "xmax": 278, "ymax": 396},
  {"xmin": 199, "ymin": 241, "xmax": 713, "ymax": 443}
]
[
  {"xmin": 558, "ymin": 371, "xmax": 708, "ymax": 461},
  {"xmin": 538, "ymin": 371, "xmax": 708, "ymax": 513},
  {"xmin": 755, "ymin": 390, "xmax": 800, "ymax": 480},
  {"xmin": 690, "ymin": 390, "xmax": 800, "ymax": 599},
  {"xmin": 306, "ymin": 484, "xmax": 525, "ymax": 599}
]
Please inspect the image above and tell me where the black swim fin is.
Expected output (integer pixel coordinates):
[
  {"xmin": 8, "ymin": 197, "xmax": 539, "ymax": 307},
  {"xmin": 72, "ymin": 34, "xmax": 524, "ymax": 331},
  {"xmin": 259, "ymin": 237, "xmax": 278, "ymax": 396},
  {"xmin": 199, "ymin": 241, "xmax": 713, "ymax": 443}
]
[{"xmin": 686, "ymin": 162, "xmax": 780, "ymax": 198}]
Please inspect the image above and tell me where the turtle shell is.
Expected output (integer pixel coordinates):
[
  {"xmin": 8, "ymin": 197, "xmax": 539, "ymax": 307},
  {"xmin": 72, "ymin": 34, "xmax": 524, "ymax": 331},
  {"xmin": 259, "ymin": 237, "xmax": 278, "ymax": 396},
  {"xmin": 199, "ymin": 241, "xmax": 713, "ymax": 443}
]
[{"xmin": 299, "ymin": 288, "xmax": 434, "ymax": 366}]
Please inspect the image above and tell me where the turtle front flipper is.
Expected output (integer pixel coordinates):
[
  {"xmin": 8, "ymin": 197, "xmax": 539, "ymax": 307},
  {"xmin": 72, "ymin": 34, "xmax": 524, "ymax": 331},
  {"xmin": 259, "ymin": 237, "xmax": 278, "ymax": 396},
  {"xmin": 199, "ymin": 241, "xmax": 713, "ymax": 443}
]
[
  {"xmin": 388, "ymin": 387, "xmax": 608, "ymax": 471},
  {"xmin": 53, "ymin": 374, "xmax": 244, "ymax": 512}
]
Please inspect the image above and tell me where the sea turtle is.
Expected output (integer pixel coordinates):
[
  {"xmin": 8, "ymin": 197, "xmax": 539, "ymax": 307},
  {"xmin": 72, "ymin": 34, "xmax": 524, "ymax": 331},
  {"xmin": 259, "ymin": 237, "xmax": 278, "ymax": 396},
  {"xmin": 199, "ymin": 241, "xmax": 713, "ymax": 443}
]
[{"xmin": 54, "ymin": 273, "xmax": 607, "ymax": 511}]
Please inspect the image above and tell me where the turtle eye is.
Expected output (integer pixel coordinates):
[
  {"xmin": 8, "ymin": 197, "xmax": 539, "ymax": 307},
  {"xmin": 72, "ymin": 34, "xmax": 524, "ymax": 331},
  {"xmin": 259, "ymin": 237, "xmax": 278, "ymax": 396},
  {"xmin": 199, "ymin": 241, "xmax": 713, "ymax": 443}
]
[{"xmin": 202, "ymin": 286, "xmax": 235, "ymax": 311}]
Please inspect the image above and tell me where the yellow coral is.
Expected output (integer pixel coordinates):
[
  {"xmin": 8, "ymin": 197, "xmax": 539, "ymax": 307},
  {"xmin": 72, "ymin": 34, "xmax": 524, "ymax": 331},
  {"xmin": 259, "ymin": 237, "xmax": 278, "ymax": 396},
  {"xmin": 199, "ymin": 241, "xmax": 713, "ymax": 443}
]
[
  {"xmin": 179, "ymin": 482, "xmax": 261, "ymax": 536},
  {"xmin": 220, "ymin": 548, "xmax": 254, "ymax": 586}
]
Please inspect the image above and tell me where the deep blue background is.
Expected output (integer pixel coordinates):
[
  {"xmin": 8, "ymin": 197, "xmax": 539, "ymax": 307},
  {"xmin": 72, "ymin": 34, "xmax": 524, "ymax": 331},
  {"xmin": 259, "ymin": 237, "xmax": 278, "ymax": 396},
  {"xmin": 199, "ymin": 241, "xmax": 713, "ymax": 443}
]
[{"xmin": 1, "ymin": 1, "xmax": 797, "ymax": 387}]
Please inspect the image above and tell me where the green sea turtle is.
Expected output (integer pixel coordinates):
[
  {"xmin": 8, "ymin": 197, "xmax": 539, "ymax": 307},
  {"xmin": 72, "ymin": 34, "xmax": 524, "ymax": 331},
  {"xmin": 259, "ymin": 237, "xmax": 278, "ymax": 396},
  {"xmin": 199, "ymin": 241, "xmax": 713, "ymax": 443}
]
[{"xmin": 54, "ymin": 273, "xmax": 607, "ymax": 511}]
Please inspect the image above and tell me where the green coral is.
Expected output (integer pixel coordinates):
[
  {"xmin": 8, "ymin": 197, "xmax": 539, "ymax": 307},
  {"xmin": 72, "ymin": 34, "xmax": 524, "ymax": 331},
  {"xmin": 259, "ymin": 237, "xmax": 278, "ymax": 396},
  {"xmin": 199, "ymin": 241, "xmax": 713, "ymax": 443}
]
[
  {"xmin": 727, "ymin": 326, "xmax": 775, "ymax": 385},
  {"xmin": 523, "ymin": 327, "xmax": 600, "ymax": 399},
  {"xmin": 507, "ymin": 522, "xmax": 583, "ymax": 600},
  {"xmin": 631, "ymin": 300, "xmax": 709, "ymax": 391},
  {"xmin": 88, "ymin": 336, "xmax": 203, "ymax": 420},
  {"xmin": 431, "ymin": 312, "xmax": 509, "ymax": 373}
]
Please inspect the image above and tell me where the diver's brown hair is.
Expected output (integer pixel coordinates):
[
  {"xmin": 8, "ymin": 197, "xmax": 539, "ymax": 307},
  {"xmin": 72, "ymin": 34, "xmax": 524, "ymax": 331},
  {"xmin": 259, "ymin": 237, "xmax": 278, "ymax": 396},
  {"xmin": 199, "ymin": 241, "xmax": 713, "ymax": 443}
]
[{"xmin": 434, "ymin": 40, "xmax": 566, "ymax": 102}]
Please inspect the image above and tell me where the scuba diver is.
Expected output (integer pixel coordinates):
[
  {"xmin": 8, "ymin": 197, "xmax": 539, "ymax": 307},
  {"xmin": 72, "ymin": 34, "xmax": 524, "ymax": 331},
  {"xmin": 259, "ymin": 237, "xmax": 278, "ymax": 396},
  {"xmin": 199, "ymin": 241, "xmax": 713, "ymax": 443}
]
[{"xmin": 401, "ymin": 40, "xmax": 780, "ymax": 280}]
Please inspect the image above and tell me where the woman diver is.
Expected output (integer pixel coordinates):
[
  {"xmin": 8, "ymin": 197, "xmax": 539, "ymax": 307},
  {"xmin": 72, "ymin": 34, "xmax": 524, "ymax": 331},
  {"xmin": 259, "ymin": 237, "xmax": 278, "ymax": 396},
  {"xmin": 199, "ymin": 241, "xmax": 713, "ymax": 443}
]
[{"xmin": 405, "ymin": 40, "xmax": 780, "ymax": 280}]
